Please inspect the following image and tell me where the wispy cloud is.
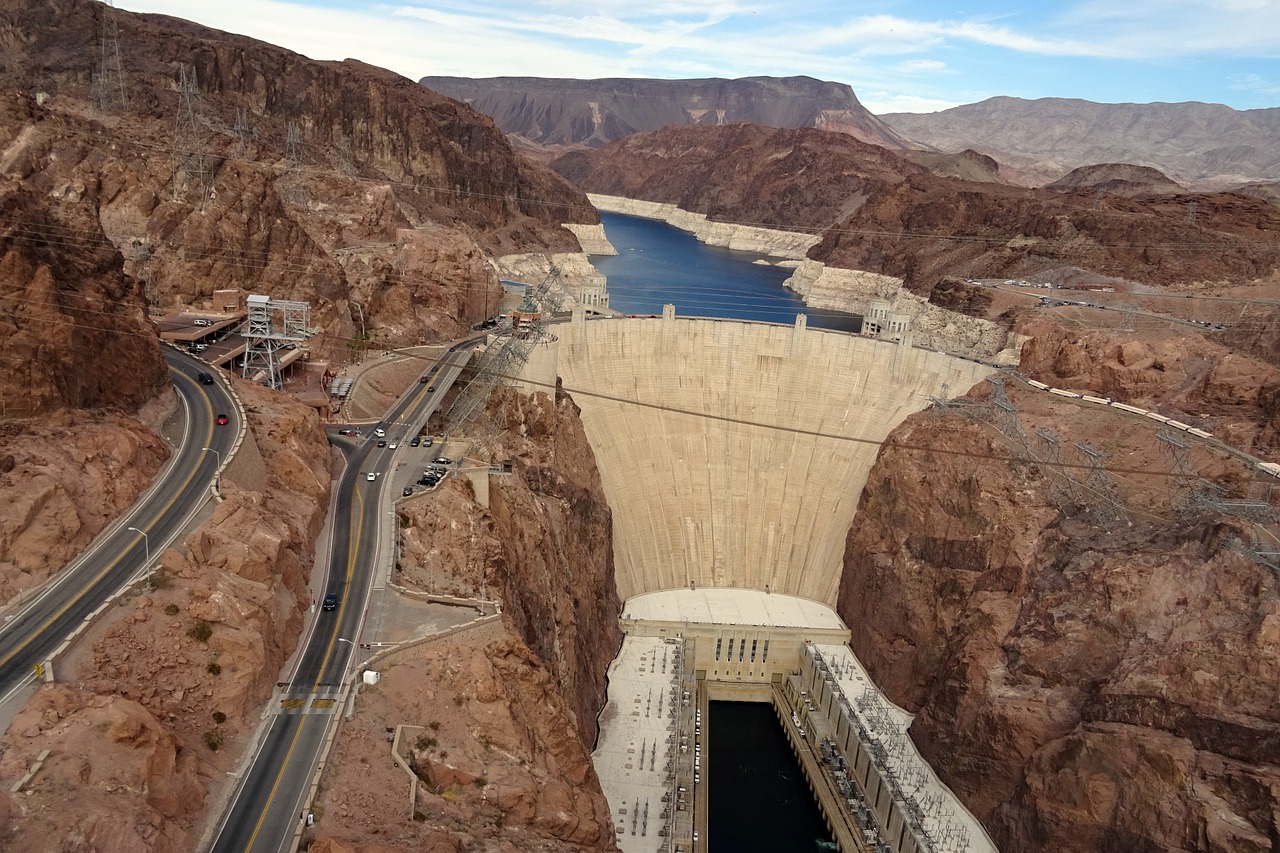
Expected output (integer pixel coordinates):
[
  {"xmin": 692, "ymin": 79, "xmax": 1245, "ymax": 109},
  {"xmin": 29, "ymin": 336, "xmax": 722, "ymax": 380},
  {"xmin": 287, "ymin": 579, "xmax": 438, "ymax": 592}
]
[{"xmin": 115, "ymin": 0, "xmax": 1280, "ymax": 111}]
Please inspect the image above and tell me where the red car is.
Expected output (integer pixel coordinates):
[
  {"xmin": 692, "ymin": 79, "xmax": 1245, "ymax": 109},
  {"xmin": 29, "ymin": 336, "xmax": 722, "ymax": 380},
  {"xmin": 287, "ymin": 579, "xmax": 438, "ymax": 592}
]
[
  {"xmin": 216, "ymin": 413, "xmax": 229, "ymax": 425},
  {"xmin": 419, "ymin": 376, "xmax": 430, "ymax": 383}
]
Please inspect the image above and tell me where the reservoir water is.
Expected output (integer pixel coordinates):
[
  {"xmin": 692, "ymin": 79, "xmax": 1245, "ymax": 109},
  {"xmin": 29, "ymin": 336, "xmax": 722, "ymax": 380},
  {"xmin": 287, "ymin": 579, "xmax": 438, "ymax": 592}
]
[
  {"xmin": 710, "ymin": 702, "xmax": 834, "ymax": 852},
  {"xmin": 593, "ymin": 212, "xmax": 862, "ymax": 333}
]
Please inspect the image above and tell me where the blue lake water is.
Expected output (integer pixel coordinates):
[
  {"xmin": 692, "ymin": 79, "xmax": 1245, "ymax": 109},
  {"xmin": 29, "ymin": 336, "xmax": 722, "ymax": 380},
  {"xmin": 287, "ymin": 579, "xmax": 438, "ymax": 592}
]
[
  {"xmin": 592, "ymin": 212, "xmax": 862, "ymax": 333},
  {"xmin": 710, "ymin": 702, "xmax": 835, "ymax": 853}
]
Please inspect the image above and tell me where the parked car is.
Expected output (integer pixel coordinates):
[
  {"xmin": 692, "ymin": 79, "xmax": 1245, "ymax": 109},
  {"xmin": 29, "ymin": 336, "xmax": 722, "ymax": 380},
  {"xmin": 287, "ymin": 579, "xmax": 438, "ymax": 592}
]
[
  {"xmin": 193, "ymin": 318, "xmax": 213, "ymax": 327},
  {"xmin": 402, "ymin": 486, "xmax": 413, "ymax": 497},
  {"xmin": 423, "ymin": 437, "xmax": 434, "ymax": 447},
  {"xmin": 433, "ymin": 457, "xmax": 452, "ymax": 466},
  {"xmin": 409, "ymin": 436, "xmax": 420, "ymax": 447}
]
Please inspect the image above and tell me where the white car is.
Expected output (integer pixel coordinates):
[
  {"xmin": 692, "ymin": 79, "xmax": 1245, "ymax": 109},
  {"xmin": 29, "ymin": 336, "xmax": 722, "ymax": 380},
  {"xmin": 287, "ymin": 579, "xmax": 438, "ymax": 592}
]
[
  {"xmin": 373, "ymin": 428, "xmax": 386, "ymax": 438},
  {"xmin": 388, "ymin": 442, "xmax": 398, "ymax": 450},
  {"xmin": 365, "ymin": 472, "xmax": 376, "ymax": 481}
]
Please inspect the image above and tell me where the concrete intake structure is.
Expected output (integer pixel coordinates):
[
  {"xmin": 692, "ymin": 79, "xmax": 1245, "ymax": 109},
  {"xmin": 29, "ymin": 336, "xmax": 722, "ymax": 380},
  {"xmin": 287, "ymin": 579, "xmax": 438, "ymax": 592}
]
[{"xmin": 557, "ymin": 312, "xmax": 995, "ymax": 605}]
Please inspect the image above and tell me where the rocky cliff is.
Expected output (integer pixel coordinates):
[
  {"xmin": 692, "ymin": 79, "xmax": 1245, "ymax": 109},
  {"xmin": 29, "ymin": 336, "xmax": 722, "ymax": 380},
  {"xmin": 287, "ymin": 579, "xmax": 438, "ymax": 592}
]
[
  {"xmin": 553, "ymin": 124, "xmax": 1280, "ymax": 305},
  {"xmin": 420, "ymin": 75, "xmax": 912, "ymax": 156},
  {"xmin": 882, "ymin": 96, "xmax": 1280, "ymax": 189},
  {"xmin": 0, "ymin": 0, "xmax": 596, "ymax": 352},
  {"xmin": 837, "ymin": 317, "xmax": 1280, "ymax": 851},
  {"xmin": 0, "ymin": 379, "xmax": 332, "ymax": 851},
  {"xmin": 0, "ymin": 176, "xmax": 172, "ymax": 602},
  {"xmin": 312, "ymin": 384, "xmax": 620, "ymax": 851}
]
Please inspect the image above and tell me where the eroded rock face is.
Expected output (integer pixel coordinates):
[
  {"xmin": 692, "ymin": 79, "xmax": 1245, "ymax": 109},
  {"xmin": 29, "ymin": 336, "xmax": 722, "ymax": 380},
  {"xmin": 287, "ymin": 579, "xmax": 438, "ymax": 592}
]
[
  {"xmin": 315, "ymin": 637, "xmax": 616, "ymax": 853},
  {"xmin": 838, "ymin": 390, "xmax": 1280, "ymax": 851},
  {"xmin": 0, "ymin": 381, "xmax": 332, "ymax": 851},
  {"xmin": 0, "ymin": 181, "xmax": 168, "ymax": 414},
  {"xmin": 0, "ymin": 686, "xmax": 202, "ymax": 853},
  {"xmin": 551, "ymin": 124, "xmax": 1280, "ymax": 296},
  {"xmin": 0, "ymin": 0, "xmax": 595, "ymax": 350}
]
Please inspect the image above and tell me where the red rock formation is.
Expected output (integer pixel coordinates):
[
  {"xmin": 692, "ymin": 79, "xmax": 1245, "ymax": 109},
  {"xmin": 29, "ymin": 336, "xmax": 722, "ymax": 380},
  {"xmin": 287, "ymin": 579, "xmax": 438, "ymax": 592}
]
[
  {"xmin": 0, "ymin": 0, "xmax": 595, "ymax": 347},
  {"xmin": 0, "ymin": 379, "xmax": 332, "ymax": 850},
  {"xmin": 399, "ymin": 384, "xmax": 621, "ymax": 746},
  {"xmin": 552, "ymin": 124, "xmax": 1280, "ymax": 295},
  {"xmin": 837, "ymin": 375, "xmax": 1280, "ymax": 851},
  {"xmin": 0, "ymin": 180, "xmax": 167, "ymax": 414},
  {"xmin": 313, "ymin": 636, "xmax": 617, "ymax": 852},
  {"xmin": 0, "ymin": 686, "xmax": 203, "ymax": 853}
]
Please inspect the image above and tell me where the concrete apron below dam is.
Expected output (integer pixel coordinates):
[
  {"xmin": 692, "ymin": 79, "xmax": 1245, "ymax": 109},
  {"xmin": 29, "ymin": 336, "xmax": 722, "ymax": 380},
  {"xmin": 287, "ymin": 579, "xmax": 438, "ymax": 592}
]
[{"xmin": 590, "ymin": 590, "xmax": 997, "ymax": 853}]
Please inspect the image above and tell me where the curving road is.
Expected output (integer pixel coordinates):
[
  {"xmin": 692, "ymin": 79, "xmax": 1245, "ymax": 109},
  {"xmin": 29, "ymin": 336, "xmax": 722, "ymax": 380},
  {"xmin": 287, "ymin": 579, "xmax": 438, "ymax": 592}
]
[
  {"xmin": 209, "ymin": 340, "xmax": 476, "ymax": 853},
  {"xmin": 0, "ymin": 349, "xmax": 239, "ymax": 695}
]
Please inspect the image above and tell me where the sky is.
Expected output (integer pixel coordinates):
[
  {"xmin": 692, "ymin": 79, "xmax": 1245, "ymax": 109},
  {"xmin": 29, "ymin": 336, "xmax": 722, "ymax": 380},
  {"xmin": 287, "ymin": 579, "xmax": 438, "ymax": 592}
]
[{"xmin": 115, "ymin": 0, "xmax": 1280, "ymax": 113}]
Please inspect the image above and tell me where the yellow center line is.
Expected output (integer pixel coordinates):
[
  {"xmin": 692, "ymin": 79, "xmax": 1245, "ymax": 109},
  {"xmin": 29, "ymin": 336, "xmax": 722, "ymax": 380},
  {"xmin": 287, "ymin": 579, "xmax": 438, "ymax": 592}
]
[
  {"xmin": 0, "ymin": 369, "xmax": 216, "ymax": 670},
  {"xmin": 242, "ymin": 469, "xmax": 367, "ymax": 850}
]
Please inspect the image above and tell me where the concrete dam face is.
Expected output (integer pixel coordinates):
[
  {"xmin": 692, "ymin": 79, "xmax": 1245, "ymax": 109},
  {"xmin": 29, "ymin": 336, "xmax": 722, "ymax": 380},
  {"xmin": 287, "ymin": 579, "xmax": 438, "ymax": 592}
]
[{"xmin": 556, "ymin": 315, "xmax": 995, "ymax": 606}]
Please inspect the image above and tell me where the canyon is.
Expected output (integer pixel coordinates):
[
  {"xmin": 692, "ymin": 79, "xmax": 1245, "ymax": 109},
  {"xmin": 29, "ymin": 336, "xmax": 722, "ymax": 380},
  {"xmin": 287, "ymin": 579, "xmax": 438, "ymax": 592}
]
[{"xmin": 0, "ymin": 3, "xmax": 1276, "ymax": 851}]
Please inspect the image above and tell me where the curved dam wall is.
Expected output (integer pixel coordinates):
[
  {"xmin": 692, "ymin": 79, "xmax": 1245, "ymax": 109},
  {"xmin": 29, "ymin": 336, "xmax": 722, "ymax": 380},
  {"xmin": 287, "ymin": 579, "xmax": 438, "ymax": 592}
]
[{"xmin": 557, "ymin": 314, "xmax": 995, "ymax": 605}]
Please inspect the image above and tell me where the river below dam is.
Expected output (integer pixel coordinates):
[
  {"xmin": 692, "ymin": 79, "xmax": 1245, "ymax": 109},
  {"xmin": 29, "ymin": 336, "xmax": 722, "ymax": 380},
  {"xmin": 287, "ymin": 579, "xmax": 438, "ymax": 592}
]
[
  {"xmin": 710, "ymin": 702, "xmax": 835, "ymax": 853},
  {"xmin": 593, "ymin": 212, "xmax": 863, "ymax": 333}
]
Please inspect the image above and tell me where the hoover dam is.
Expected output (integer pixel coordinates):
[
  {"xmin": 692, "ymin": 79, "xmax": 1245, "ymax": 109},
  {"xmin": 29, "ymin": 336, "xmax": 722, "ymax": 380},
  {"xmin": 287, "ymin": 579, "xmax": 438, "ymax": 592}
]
[{"xmin": 548, "ymin": 307, "xmax": 999, "ymax": 852}]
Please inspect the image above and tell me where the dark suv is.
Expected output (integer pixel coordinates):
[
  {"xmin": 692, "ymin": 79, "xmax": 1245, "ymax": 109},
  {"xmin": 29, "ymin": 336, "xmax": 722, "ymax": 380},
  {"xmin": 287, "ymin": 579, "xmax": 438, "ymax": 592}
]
[
  {"xmin": 322, "ymin": 592, "xmax": 339, "ymax": 611},
  {"xmin": 197, "ymin": 372, "xmax": 215, "ymax": 385}
]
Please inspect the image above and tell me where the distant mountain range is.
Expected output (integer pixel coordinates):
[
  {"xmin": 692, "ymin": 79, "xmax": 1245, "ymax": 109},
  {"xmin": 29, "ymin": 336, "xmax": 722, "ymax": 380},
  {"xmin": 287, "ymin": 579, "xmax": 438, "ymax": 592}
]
[
  {"xmin": 418, "ymin": 75, "xmax": 911, "ymax": 154},
  {"xmin": 884, "ymin": 97, "xmax": 1280, "ymax": 189},
  {"xmin": 421, "ymin": 77, "xmax": 1280, "ymax": 190}
]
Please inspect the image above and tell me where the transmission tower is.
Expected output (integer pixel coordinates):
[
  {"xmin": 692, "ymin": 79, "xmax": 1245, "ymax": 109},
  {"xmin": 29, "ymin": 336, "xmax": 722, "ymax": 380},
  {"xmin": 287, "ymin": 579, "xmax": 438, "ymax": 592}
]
[
  {"xmin": 241, "ymin": 294, "xmax": 312, "ymax": 389},
  {"xmin": 1035, "ymin": 428, "xmax": 1078, "ymax": 507},
  {"xmin": 987, "ymin": 376, "xmax": 1025, "ymax": 441},
  {"xmin": 1073, "ymin": 440, "xmax": 1125, "ymax": 525},
  {"xmin": 93, "ymin": 1, "xmax": 128, "ymax": 112},
  {"xmin": 285, "ymin": 120, "xmax": 302, "ymax": 166},
  {"xmin": 335, "ymin": 131, "xmax": 354, "ymax": 175},
  {"xmin": 444, "ymin": 265, "xmax": 562, "ymax": 439},
  {"xmin": 130, "ymin": 237, "xmax": 154, "ymax": 304},
  {"xmin": 232, "ymin": 108, "xmax": 256, "ymax": 156},
  {"xmin": 1156, "ymin": 429, "xmax": 1200, "ymax": 518},
  {"xmin": 173, "ymin": 64, "xmax": 213, "ymax": 205}
]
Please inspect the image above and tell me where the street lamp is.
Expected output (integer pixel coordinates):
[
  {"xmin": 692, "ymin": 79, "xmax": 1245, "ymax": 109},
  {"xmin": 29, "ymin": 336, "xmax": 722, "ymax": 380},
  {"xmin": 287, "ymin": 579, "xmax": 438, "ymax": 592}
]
[
  {"xmin": 337, "ymin": 637, "xmax": 355, "ymax": 649},
  {"xmin": 126, "ymin": 526, "xmax": 150, "ymax": 567},
  {"xmin": 202, "ymin": 446, "xmax": 221, "ymax": 490}
]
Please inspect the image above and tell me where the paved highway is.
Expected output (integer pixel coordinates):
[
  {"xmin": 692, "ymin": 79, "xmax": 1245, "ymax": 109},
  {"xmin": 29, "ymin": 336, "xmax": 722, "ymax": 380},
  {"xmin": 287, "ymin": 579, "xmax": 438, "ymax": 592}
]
[
  {"xmin": 209, "ymin": 340, "xmax": 476, "ymax": 853},
  {"xmin": 0, "ymin": 349, "xmax": 239, "ymax": 694}
]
